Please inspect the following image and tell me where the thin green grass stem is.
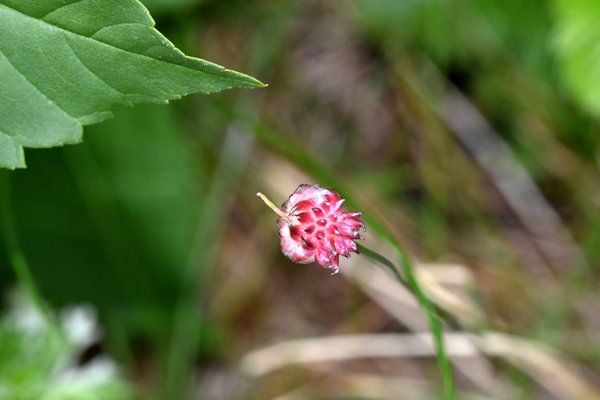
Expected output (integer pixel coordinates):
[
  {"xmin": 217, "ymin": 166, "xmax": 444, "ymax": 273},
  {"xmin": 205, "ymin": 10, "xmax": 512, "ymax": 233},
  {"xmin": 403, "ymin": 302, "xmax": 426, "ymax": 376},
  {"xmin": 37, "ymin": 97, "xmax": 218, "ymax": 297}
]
[
  {"xmin": 358, "ymin": 243, "xmax": 455, "ymax": 399},
  {"xmin": 401, "ymin": 252, "xmax": 456, "ymax": 400},
  {"xmin": 356, "ymin": 243, "xmax": 408, "ymax": 286}
]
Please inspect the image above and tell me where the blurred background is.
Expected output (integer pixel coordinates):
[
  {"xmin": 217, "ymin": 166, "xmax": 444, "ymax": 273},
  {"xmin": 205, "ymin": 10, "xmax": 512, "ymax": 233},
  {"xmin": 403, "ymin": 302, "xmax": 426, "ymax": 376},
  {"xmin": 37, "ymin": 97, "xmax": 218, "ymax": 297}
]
[{"xmin": 1, "ymin": 0, "xmax": 600, "ymax": 399}]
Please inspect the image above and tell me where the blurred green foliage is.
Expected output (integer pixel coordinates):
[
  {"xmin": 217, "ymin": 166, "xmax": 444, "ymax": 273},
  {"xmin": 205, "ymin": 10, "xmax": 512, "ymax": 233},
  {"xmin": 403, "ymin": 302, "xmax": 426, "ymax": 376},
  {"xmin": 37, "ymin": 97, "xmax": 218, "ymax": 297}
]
[
  {"xmin": 8, "ymin": 104, "xmax": 198, "ymax": 337},
  {"xmin": 142, "ymin": 0, "xmax": 203, "ymax": 14},
  {"xmin": 0, "ymin": 293, "xmax": 131, "ymax": 400},
  {"xmin": 553, "ymin": 0, "xmax": 600, "ymax": 117}
]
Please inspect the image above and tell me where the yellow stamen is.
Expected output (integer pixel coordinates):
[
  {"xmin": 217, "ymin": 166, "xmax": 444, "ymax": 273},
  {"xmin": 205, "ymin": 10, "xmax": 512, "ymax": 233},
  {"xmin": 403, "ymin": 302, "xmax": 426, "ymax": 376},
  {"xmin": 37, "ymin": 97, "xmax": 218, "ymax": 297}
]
[{"xmin": 256, "ymin": 192, "xmax": 300, "ymax": 225}]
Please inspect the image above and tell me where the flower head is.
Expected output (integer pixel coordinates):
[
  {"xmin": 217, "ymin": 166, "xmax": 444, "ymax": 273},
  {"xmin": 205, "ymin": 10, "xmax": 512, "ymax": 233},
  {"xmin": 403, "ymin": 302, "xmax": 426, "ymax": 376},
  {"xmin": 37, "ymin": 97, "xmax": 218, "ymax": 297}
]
[{"xmin": 258, "ymin": 184, "xmax": 365, "ymax": 274}]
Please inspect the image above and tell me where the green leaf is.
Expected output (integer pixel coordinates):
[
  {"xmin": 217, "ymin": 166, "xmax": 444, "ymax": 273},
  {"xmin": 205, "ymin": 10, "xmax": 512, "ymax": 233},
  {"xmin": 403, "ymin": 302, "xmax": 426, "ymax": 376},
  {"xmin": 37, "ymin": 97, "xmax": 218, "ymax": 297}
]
[
  {"xmin": 553, "ymin": 0, "xmax": 600, "ymax": 117},
  {"xmin": 0, "ymin": 0, "xmax": 264, "ymax": 169}
]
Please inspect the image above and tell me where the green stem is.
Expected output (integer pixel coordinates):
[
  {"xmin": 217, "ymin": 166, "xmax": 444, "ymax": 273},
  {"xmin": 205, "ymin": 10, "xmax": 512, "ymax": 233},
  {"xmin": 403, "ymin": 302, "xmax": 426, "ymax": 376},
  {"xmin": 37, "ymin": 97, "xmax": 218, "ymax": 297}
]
[
  {"xmin": 0, "ymin": 173, "xmax": 63, "ymax": 344},
  {"xmin": 357, "ymin": 241, "xmax": 456, "ymax": 399},
  {"xmin": 357, "ymin": 243, "xmax": 408, "ymax": 286},
  {"xmin": 358, "ymin": 243, "xmax": 460, "ymax": 329},
  {"xmin": 401, "ymin": 252, "xmax": 455, "ymax": 399}
]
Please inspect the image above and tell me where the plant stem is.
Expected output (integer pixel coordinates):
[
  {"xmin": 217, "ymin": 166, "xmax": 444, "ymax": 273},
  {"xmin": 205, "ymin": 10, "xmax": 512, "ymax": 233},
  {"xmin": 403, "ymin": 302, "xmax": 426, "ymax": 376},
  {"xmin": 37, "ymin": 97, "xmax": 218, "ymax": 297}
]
[
  {"xmin": 358, "ymin": 242, "xmax": 456, "ymax": 399},
  {"xmin": 357, "ymin": 243, "xmax": 408, "ymax": 286},
  {"xmin": 400, "ymin": 252, "xmax": 455, "ymax": 399}
]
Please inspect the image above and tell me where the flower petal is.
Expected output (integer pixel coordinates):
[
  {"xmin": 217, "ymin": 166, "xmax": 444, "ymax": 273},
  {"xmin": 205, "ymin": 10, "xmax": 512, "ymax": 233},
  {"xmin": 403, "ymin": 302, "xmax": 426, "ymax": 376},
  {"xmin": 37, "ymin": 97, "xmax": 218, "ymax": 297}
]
[{"xmin": 273, "ymin": 184, "xmax": 365, "ymax": 273}]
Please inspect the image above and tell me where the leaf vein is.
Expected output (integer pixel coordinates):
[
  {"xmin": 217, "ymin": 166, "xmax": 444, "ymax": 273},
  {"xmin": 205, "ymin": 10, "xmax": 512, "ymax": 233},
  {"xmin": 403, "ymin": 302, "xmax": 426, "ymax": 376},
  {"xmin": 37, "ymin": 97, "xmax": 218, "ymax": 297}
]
[
  {"xmin": 40, "ymin": 0, "xmax": 87, "ymax": 20},
  {"xmin": 62, "ymin": 35, "xmax": 128, "ymax": 98},
  {"xmin": 90, "ymin": 22, "xmax": 149, "ymax": 38},
  {"xmin": 0, "ymin": 48, "xmax": 78, "ymax": 124},
  {"xmin": 0, "ymin": 4, "xmax": 255, "ymax": 85}
]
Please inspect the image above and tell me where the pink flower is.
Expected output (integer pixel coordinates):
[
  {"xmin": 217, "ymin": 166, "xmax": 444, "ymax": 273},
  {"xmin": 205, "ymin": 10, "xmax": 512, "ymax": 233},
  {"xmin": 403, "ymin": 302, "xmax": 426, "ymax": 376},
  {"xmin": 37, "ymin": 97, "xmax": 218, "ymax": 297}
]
[{"xmin": 258, "ymin": 184, "xmax": 365, "ymax": 274}]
